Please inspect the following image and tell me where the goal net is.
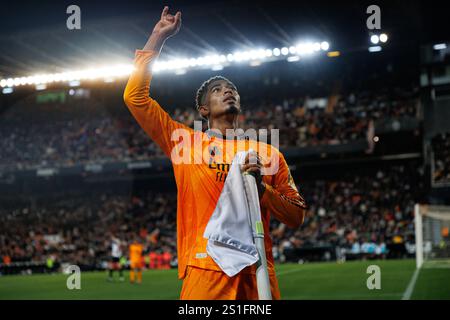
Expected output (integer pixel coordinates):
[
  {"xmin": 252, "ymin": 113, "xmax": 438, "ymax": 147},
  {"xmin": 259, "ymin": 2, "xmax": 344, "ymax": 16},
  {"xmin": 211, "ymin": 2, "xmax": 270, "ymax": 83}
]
[{"xmin": 415, "ymin": 204, "xmax": 450, "ymax": 269}]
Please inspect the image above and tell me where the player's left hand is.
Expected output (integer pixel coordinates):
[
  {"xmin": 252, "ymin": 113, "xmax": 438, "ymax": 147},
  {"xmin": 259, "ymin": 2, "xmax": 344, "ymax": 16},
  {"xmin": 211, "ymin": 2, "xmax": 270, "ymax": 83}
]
[{"xmin": 242, "ymin": 151, "xmax": 266, "ymax": 199}]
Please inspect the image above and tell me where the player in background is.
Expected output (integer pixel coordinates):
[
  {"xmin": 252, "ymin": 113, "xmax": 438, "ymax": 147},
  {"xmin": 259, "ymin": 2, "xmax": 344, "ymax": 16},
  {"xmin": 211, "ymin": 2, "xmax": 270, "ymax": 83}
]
[
  {"xmin": 108, "ymin": 235, "xmax": 124, "ymax": 282},
  {"xmin": 129, "ymin": 236, "xmax": 144, "ymax": 284},
  {"xmin": 124, "ymin": 6, "xmax": 306, "ymax": 299}
]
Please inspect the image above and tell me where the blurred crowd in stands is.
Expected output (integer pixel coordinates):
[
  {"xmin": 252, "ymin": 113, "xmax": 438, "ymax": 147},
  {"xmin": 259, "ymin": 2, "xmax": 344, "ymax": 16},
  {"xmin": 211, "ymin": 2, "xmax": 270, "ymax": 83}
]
[
  {"xmin": 431, "ymin": 132, "xmax": 450, "ymax": 185},
  {"xmin": 0, "ymin": 192, "xmax": 177, "ymax": 271},
  {"xmin": 271, "ymin": 163, "xmax": 425, "ymax": 262},
  {"xmin": 0, "ymin": 162, "xmax": 425, "ymax": 271},
  {"xmin": 0, "ymin": 87, "xmax": 419, "ymax": 172}
]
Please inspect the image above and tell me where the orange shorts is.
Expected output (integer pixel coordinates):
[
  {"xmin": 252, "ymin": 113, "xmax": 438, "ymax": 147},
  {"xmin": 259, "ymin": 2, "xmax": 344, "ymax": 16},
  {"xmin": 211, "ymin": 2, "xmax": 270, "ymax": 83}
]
[
  {"xmin": 180, "ymin": 266, "xmax": 281, "ymax": 300},
  {"xmin": 130, "ymin": 260, "xmax": 143, "ymax": 269}
]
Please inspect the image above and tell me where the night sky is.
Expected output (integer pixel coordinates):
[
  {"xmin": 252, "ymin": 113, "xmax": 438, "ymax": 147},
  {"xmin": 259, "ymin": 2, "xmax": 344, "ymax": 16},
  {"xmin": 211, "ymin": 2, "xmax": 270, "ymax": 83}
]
[{"xmin": 0, "ymin": 0, "xmax": 448, "ymax": 76}]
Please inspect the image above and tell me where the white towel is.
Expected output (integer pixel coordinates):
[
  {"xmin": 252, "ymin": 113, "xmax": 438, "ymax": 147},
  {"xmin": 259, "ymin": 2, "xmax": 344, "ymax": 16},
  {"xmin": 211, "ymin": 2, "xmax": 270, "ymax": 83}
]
[{"xmin": 203, "ymin": 150, "xmax": 260, "ymax": 277}]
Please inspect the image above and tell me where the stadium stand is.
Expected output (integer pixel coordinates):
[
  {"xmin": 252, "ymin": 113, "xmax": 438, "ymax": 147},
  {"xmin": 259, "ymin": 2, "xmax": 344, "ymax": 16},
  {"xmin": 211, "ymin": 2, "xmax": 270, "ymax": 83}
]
[
  {"xmin": 0, "ymin": 159, "xmax": 426, "ymax": 274},
  {"xmin": 0, "ymin": 85, "xmax": 419, "ymax": 171}
]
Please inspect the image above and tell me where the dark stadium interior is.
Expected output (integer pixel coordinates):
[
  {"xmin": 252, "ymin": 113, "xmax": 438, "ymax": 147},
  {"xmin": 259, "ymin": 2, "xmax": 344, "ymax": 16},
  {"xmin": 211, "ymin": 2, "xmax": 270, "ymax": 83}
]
[{"xmin": 0, "ymin": 0, "xmax": 449, "ymax": 297}]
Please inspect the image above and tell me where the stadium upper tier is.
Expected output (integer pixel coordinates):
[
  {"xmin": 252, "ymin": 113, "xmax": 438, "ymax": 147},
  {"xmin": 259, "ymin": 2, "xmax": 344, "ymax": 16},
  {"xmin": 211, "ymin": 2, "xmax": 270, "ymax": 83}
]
[{"xmin": 0, "ymin": 86, "xmax": 419, "ymax": 172}]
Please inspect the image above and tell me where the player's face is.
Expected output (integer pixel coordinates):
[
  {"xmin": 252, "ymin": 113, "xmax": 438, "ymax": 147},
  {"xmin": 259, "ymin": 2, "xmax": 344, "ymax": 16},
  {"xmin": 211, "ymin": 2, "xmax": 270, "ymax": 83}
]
[{"xmin": 205, "ymin": 80, "xmax": 241, "ymax": 119}]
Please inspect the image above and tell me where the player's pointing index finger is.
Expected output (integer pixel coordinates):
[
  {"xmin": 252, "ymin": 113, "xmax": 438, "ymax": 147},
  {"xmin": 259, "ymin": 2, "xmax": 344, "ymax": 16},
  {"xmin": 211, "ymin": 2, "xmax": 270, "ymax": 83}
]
[{"xmin": 161, "ymin": 6, "xmax": 169, "ymax": 19}]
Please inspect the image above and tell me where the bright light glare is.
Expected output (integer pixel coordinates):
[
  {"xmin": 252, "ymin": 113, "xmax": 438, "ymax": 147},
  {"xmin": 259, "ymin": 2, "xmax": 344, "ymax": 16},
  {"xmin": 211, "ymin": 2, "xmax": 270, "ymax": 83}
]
[
  {"xmin": 370, "ymin": 35, "xmax": 380, "ymax": 44},
  {"xmin": 368, "ymin": 46, "xmax": 382, "ymax": 52},
  {"xmin": 1, "ymin": 41, "xmax": 332, "ymax": 89},
  {"xmin": 379, "ymin": 33, "xmax": 388, "ymax": 43},
  {"xmin": 433, "ymin": 43, "xmax": 447, "ymax": 50},
  {"xmin": 211, "ymin": 65, "xmax": 223, "ymax": 71},
  {"xmin": 320, "ymin": 41, "xmax": 330, "ymax": 51}
]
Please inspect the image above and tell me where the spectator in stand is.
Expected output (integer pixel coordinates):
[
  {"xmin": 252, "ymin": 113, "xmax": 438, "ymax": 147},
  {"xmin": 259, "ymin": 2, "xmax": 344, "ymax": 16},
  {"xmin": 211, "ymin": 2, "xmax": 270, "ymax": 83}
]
[{"xmin": 431, "ymin": 132, "xmax": 450, "ymax": 185}]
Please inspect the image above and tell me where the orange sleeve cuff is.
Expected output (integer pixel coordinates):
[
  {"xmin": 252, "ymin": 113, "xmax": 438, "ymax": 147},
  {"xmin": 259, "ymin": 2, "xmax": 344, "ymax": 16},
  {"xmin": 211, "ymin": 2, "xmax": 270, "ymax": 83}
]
[{"xmin": 132, "ymin": 49, "xmax": 159, "ymax": 68}]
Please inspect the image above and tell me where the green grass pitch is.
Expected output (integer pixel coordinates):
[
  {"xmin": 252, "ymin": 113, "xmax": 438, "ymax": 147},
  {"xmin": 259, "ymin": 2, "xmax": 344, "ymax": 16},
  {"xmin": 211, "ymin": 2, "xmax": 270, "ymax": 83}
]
[{"xmin": 1, "ymin": 259, "xmax": 449, "ymax": 299}]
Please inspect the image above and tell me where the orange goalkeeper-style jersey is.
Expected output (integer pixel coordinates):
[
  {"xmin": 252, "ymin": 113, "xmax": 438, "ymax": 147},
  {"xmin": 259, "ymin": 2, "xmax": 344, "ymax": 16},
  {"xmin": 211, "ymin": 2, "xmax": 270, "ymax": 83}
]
[{"xmin": 124, "ymin": 50, "xmax": 307, "ymax": 280}]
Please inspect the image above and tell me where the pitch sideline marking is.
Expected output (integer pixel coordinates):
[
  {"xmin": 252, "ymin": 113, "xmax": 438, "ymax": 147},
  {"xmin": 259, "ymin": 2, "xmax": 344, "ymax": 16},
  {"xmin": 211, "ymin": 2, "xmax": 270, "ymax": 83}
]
[{"xmin": 402, "ymin": 268, "xmax": 420, "ymax": 300}]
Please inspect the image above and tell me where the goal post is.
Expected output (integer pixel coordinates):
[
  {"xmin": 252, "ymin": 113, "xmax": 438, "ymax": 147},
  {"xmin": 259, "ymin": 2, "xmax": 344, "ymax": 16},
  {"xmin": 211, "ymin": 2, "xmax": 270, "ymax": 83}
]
[
  {"xmin": 415, "ymin": 204, "xmax": 423, "ymax": 269},
  {"xmin": 415, "ymin": 204, "xmax": 450, "ymax": 269}
]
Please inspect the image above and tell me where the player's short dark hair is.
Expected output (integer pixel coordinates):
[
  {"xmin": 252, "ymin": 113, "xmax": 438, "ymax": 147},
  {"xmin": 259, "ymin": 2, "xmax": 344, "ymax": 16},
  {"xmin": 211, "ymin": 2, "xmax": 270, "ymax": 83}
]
[{"xmin": 195, "ymin": 76, "xmax": 236, "ymax": 111}]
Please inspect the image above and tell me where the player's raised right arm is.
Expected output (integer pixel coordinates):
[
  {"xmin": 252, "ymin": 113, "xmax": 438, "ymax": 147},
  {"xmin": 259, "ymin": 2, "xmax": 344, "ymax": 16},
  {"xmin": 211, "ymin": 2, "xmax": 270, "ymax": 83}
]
[{"xmin": 123, "ymin": 7, "xmax": 183, "ymax": 157}]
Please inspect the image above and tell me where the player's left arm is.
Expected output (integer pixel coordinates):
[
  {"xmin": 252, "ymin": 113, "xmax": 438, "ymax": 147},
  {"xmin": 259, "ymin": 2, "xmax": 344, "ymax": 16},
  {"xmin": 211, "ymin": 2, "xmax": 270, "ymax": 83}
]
[{"xmin": 260, "ymin": 151, "xmax": 307, "ymax": 229}]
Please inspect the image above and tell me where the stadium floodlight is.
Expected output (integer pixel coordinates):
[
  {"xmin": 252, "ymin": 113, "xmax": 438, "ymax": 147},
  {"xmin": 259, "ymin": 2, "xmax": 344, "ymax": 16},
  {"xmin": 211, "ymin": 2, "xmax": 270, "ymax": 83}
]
[
  {"xmin": 368, "ymin": 46, "xmax": 382, "ymax": 52},
  {"xmin": 304, "ymin": 42, "xmax": 315, "ymax": 54},
  {"xmin": 433, "ymin": 43, "xmax": 447, "ymax": 50},
  {"xmin": 296, "ymin": 44, "xmax": 305, "ymax": 54},
  {"xmin": 287, "ymin": 56, "xmax": 300, "ymax": 62},
  {"xmin": 188, "ymin": 58, "xmax": 197, "ymax": 67},
  {"xmin": 2, "ymin": 87, "xmax": 13, "ymax": 94},
  {"xmin": 296, "ymin": 43, "xmax": 314, "ymax": 55},
  {"xmin": 243, "ymin": 51, "xmax": 252, "ymax": 61},
  {"xmin": 211, "ymin": 65, "xmax": 224, "ymax": 71},
  {"xmin": 379, "ymin": 33, "xmax": 388, "ymax": 43},
  {"xmin": 234, "ymin": 52, "xmax": 242, "ymax": 61},
  {"xmin": 0, "ymin": 41, "xmax": 332, "ymax": 90},
  {"xmin": 320, "ymin": 41, "xmax": 330, "ymax": 51},
  {"xmin": 370, "ymin": 34, "xmax": 380, "ymax": 44},
  {"xmin": 257, "ymin": 49, "xmax": 266, "ymax": 59},
  {"xmin": 196, "ymin": 56, "xmax": 206, "ymax": 66},
  {"xmin": 313, "ymin": 42, "xmax": 321, "ymax": 51},
  {"xmin": 249, "ymin": 50, "xmax": 258, "ymax": 60}
]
